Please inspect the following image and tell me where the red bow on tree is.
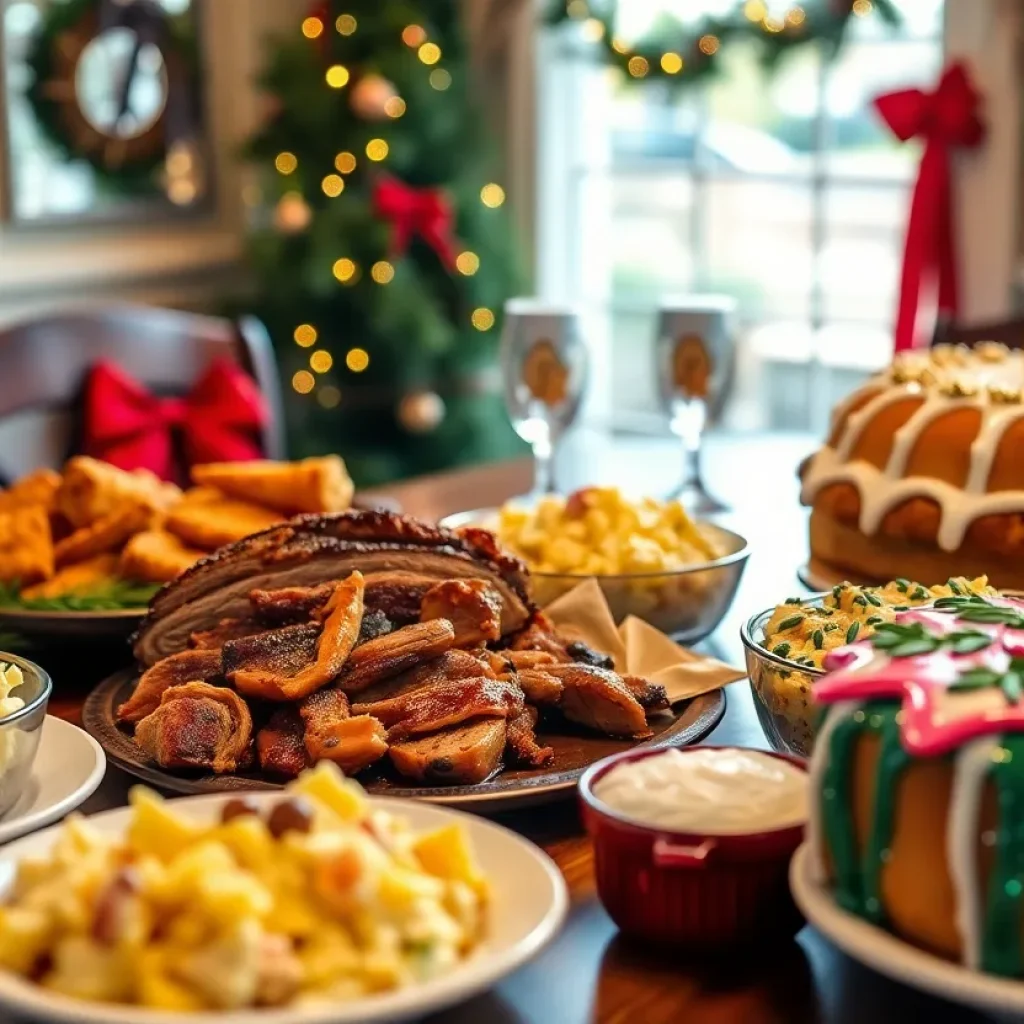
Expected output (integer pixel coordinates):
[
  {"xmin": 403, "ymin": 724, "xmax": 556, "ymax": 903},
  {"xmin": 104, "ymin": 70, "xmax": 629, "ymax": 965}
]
[
  {"xmin": 82, "ymin": 359, "xmax": 268, "ymax": 482},
  {"xmin": 372, "ymin": 176, "xmax": 459, "ymax": 271},
  {"xmin": 874, "ymin": 62, "xmax": 986, "ymax": 353}
]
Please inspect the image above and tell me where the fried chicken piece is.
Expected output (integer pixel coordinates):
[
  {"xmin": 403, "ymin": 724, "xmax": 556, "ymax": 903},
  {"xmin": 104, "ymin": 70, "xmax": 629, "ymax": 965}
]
[
  {"xmin": 389, "ymin": 719, "xmax": 506, "ymax": 785},
  {"xmin": 165, "ymin": 488, "xmax": 283, "ymax": 551},
  {"xmin": 508, "ymin": 613, "xmax": 573, "ymax": 662},
  {"xmin": 135, "ymin": 682, "xmax": 252, "ymax": 774},
  {"xmin": 0, "ymin": 505, "xmax": 53, "ymax": 585},
  {"xmin": 120, "ymin": 529, "xmax": 204, "ymax": 584},
  {"xmin": 192, "ymin": 456, "xmax": 353, "ymax": 515},
  {"xmin": 509, "ymin": 668, "xmax": 564, "ymax": 706},
  {"xmin": 547, "ymin": 664, "xmax": 651, "ymax": 739},
  {"xmin": 257, "ymin": 708, "xmax": 309, "ymax": 778},
  {"xmin": 0, "ymin": 469, "xmax": 61, "ymax": 513},
  {"xmin": 229, "ymin": 571, "xmax": 365, "ymax": 701},
  {"xmin": 58, "ymin": 457, "xmax": 179, "ymax": 528},
  {"xmin": 117, "ymin": 648, "xmax": 224, "ymax": 724},
  {"xmin": 20, "ymin": 553, "xmax": 119, "ymax": 600},
  {"xmin": 506, "ymin": 706, "xmax": 555, "ymax": 768},
  {"xmin": 625, "ymin": 676, "xmax": 670, "ymax": 713},
  {"xmin": 250, "ymin": 582, "xmax": 336, "ymax": 625},
  {"xmin": 352, "ymin": 677, "xmax": 523, "ymax": 743},
  {"xmin": 189, "ymin": 617, "xmax": 264, "ymax": 650},
  {"xmin": 340, "ymin": 619, "xmax": 456, "ymax": 693},
  {"xmin": 54, "ymin": 501, "xmax": 155, "ymax": 568},
  {"xmin": 420, "ymin": 579, "xmax": 503, "ymax": 647}
]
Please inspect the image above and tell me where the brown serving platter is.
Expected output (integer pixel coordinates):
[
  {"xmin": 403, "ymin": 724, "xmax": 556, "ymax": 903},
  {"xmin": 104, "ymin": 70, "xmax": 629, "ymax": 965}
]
[{"xmin": 83, "ymin": 670, "xmax": 726, "ymax": 812}]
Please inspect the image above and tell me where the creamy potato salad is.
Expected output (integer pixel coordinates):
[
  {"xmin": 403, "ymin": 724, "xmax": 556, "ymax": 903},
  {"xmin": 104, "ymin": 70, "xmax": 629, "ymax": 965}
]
[
  {"xmin": 0, "ymin": 764, "xmax": 488, "ymax": 1012},
  {"xmin": 497, "ymin": 487, "xmax": 723, "ymax": 576}
]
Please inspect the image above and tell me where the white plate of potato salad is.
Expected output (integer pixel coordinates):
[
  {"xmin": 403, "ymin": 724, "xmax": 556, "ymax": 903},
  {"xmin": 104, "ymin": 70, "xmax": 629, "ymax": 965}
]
[{"xmin": 0, "ymin": 763, "xmax": 567, "ymax": 1023}]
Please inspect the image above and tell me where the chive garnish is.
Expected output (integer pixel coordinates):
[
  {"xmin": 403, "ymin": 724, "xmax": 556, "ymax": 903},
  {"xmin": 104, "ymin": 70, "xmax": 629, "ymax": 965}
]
[
  {"xmin": 947, "ymin": 578, "xmax": 963, "ymax": 595},
  {"xmin": 865, "ymin": 592, "xmax": 882, "ymax": 607},
  {"xmin": 853, "ymin": 595, "xmax": 868, "ymax": 607},
  {"xmin": 866, "ymin": 615, "xmax": 884, "ymax": 625},
  {"xmin": 845, "ymin": 621, "xmax": 861, "ymax": 643},
  {"xmin": 778, "ymin": 615, "xmax": 804, "ymax": 631},
  {"xmin": 812, "ymin": 629, "xmax": 824, "ymax": 650},
  {"xmin": 771, "ymin": 643, "xmax": 791, "ymax": 658},
  {"xmin": 895, "ymin": 578, "xmax": 910, "ymax": 593}
]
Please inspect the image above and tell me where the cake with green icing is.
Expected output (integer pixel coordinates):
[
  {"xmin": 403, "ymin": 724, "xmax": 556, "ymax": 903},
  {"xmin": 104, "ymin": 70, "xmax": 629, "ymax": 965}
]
[{"xmin": 808, "ymin": 594, "xmax": 1024, "ymax": 975}]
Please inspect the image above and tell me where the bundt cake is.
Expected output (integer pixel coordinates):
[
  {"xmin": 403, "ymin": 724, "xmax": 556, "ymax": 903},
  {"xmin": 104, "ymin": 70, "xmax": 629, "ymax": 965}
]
[
  {"xmin": 809, "ymin": 594, "xmax": 1024, "ymax": 975},
  {"xmin": 801, "ymin": 342, "xmax": 1024, "ymax": 590}
]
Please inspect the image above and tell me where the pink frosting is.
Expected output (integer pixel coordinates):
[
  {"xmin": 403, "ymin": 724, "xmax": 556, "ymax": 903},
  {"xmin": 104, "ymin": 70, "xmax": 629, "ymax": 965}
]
[{"xmin": 816, "ymin": 600, "xmax": 1024, "ymax": 757}]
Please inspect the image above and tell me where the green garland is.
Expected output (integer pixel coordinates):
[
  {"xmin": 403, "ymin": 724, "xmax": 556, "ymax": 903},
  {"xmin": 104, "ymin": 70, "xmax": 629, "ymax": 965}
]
[
  {"xmin": 25, "ymin": 0, "xmax": 200, "ymax": 195},
  {"xmin": 547, "ymin": 0, "xmax": 901, "ymax": 85}
]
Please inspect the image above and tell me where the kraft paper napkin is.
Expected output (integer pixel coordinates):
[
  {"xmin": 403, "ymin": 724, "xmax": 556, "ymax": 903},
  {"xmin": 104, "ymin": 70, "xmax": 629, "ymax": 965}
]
[{"xmin": 544, "ymin": 577, "xmax": 744, "ymax": 703}]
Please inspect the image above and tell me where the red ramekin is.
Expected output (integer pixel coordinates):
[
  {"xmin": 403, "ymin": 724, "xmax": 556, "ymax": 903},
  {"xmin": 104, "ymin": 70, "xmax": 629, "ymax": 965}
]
[{"xmin": 579, "ymin": 746, "xmax": 808, "ymax": 948}]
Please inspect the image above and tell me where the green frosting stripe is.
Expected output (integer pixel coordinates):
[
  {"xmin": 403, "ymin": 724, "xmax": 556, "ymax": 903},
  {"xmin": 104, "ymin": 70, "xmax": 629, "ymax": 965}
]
[{"xmin": 983, "ymin": 735, "xmax": 1024, "ymax": 977}]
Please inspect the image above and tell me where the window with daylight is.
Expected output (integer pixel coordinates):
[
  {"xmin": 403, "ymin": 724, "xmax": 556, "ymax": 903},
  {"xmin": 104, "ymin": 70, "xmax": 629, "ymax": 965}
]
[{"xmin": 537, "ymin": 0, "xmax": 948, "ymax": 434}]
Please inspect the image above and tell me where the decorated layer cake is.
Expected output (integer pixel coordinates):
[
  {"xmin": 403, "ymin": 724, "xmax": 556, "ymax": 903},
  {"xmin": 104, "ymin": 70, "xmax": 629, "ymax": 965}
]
[
  {"xmin": 801, "ymin": 342, "xmax": 1024, "ymax": 589},
  {"xmin": 809, "ymin": 594, "xmax": 1024, "ymax": 975}
]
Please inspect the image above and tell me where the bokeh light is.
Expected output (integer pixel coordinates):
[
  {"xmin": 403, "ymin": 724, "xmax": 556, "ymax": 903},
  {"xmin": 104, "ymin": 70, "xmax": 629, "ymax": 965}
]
[
  {"xmin": 275, "ymin": 152, "xmax": 298, "ymax": 174},
  {"xmin": 371, "ymin": 261, "xmax": 395, "ymax": 284},
  {"xmin": 326, "ymin": 65, "xmax": 350, "ymax": 88},
  {"xmin": 402, "ymin": 25, "xmax": 427, "ymax": 47},
  {"xmin": 456, "ymin": 251, "xmax": 480, "ymax": 276},
  {"xmin": 384, "ymin": 97, "xmax": 406, "ymax": 118},
  {"xmin": 301, "ymin": 17, "xmax": 323, "ymax": 39},
  {"xmin": 292, "ymin": 371, "xmax": 315, "ymax": 394},
  {"xmin": 310, "ymin": 350, "xmax": 334, "ymax": 373},
  {"xmin": 471, "ymin": 308, "xmax": 496, "ymax": 331},
  {"xmin": 335, "ymin": 151, "xmax": 357, "ymax": 174},
  {"xmin": 429, "ymin": 69, "xmax": 452, "ymax": 91},
  {"xmin": 418, "ymin": 42, "xmax": 442, "ymax": 65},
  {"xmin": 321, "ymin": 174, "xmax": 345, "ymax": 197},
  {"xmin": 480, "ymin": 183, "xmax": 505, "ymax": 208},
  {"xmin": 345, "ymin": 348, "xmax": 370, "ymax": 372},
  {"xmin": 335, "ymin": 14, "xmax": 357, "ymax": 35},
  {"xmin": 317, "ymin": 386, "xmax": 341, "ymax": 409},
  {"xmin": 293, "ymin": 324, "xmax": 317, "ymax": 347},
  {"xmin": 366, "ymin": 139, "xmax": 389, "ymax": 161},
  {"xmin": 333, "ymin": 258, "xmax": 357, "ymax": 282}
]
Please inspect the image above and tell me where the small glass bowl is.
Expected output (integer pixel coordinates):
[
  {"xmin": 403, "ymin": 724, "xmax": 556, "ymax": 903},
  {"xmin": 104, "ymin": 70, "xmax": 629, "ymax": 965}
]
[
  {"xmin": 441, "ymin": 509, "xmax": 750, "ymax": 644},
  {"xmin": 0, "ymin": 654, "xmax": 51, "ymax": 817},
  {"xmin": 740, "ymin": 599, "xmax": 826, "ymax": 759}
]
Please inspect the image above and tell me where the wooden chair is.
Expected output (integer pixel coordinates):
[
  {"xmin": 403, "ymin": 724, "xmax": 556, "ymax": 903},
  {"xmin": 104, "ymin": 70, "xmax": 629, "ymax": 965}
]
[
  {"xmin": 0, "ymin": 305, "xmax": 285, "ymax": 483},
  {"xmin": 934, "ymin": 316, "xmax": 1024, "ymax": 350}
]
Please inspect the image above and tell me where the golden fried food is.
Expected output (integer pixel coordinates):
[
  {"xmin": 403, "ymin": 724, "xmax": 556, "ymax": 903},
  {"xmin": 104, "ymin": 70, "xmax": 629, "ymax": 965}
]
[
  {"xmin": 120, "ymin": 529, "xmax": 204, "ymax": 584},
  {"xmin": 164, "ymin": 488, "xmax": 283, "ymax": 550},
  {"xmin": 57, "ymin": 456, "xmax": 180, "ymax": 528},
  {"xmin": 20, "ymin": 554, "xmax": 120, "ymax": 600},
  {"xmin": 0, "ymin": 468, "xmax": 61, "ymax": 513},
  {"xmin": 0, "ymin": 505, "xmax": 53, "ymax": 584},
  {"xmin": 53, "ymin": 501, "xmax": 155, "ymax": 568},
  {"xmin": 192, "ymin": 455, "xmax": 353, "ymax": 515}
]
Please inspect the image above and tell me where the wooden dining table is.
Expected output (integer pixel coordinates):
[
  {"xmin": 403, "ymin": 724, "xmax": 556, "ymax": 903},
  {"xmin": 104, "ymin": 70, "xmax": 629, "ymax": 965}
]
[{"xmin": 42, "ymin": 431, "xmax": 997, "ymax": 1024}]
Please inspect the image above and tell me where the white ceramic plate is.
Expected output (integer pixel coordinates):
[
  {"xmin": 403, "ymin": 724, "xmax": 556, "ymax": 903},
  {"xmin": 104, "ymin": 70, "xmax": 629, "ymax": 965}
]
[
  {"xmin": 791, "ymin": 843, "xmax": 1024, "ymax": 1014},
  {"xmin": 0, "ymin": 717, "xmax": 105, "ymax": 845},
  {"xmin": 0, "ymin": 792, "xmax": 568, "ymax": 1024}
]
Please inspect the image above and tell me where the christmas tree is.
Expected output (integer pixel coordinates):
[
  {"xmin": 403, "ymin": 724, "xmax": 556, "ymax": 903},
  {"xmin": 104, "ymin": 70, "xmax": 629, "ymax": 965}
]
[{"xmin": 242, "ymin": 2, "xmax": 526, "ymax": 486}]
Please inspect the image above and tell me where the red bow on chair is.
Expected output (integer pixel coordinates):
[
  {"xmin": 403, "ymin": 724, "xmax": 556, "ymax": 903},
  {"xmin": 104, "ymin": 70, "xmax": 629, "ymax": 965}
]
[
  {"xmin": 874, "ymin": 62, "xmax": 986, "ymax": 353},
  {"xmin": 372, "ymin": 176, "xmax": 458, "ymax": 270},
  {"xmin": 82, "ymin": 359, "xmax": 268, "ymax": 482}
]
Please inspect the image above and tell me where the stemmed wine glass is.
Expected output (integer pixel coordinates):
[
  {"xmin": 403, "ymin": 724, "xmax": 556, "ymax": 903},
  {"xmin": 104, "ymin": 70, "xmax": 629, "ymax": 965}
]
[
  {"xmin": 656, "ymin": 296, "xmax": 736, "ymax": 516},
  {"xmin": 501, "ymin": 299, "xmax": 588, "ymax": 497}
]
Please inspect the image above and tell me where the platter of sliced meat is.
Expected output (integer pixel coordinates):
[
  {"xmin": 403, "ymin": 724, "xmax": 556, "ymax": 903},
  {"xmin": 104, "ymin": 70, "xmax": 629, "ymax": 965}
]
[{"xmin": 82, "ymin": 511, "xmax": 726, "ymax": 810}]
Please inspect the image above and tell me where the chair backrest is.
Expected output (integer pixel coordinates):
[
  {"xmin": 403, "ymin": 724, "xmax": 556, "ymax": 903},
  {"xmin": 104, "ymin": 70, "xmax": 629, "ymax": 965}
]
[
  {"xmin": 934, "ymin": 317, "xmax": 1024, "ymax": 351},
  {"xmin": 0, "ymin": 305, "xmax": 285, "ymax": 482}
]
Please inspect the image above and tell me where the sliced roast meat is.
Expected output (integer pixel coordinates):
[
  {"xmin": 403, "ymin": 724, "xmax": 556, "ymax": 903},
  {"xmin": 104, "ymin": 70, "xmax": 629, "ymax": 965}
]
[
  {"xmin": 357, "ymin": 608, "xmax": 394, "ymax": 645},
  {"xmin": 364, "ymin": 573, "xmax": 438, "ymax": 625},
  {"xmin": 509, "ymin": 668, "xmax": 564, "ymax": 707},
  {"xmin": 257, "ymin": 708, "xmax": 309, "ymax": 778},
  {"xmin": 229, "ymin": 572, "xmax": 365, "ymax": 701},
  {"xmin": 135, "ymin": 682, "xmax": 252, "ymax": 774},
  {"xmin": 249, "ymin": 583, "xmax": 336, "ymax": 624},
  {"xmin": 352, "ymin": 677, "xmax": 523, "ymax": 742},
  {"xmin": 189, "ymin": 618, "xmax": 265, "ymax": 650},
  {"xmin": 354, "ymin": 650, "xmax": 494, "ymax": 706},
  {"xmin": 507, "ymin": 613, "xmax": 573, "ymax": 662},
  {"xmin": 117, "ymin": 649, "xmax": 223, "ymax": 725},
  {"xmin": 625, "ymin": 676, "xmax": 670, "ymax": 713},
  {"xmin": 222, "ymin": 623, "xmax": 321, "ymax": 679},
  {"xmin": 420, "ymin": 579, "xmax": 502, "ymax": 647},
  {"xmin": 547, "ymin": 664, "xmax": 651, "ymax": 739},
  {"xmin": 388, "ymin": 718, "xmax": 506, "ymax": 785},
  {"xmin": 339, "ymin": 619, "xmax": 455, "ymax": 693},
  {"xmin": 133, "ymin": 511, "xmax": 532, "ymax": 666},
  {"xmin": 506, "ymin": 706, "xmax": 555, "ymax": 768}
]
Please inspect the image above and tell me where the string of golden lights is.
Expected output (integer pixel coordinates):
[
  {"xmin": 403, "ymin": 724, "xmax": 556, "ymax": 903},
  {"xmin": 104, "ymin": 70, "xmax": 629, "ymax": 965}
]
[{"xmin": 283, "ymin": 13, "xmax": 509, "ymax": 401}]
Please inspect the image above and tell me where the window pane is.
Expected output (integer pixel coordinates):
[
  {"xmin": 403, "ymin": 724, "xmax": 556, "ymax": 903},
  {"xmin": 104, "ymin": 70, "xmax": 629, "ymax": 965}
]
[{"xmin": 705, "ymin": 178, "xmax": 813, "ymax": 321}]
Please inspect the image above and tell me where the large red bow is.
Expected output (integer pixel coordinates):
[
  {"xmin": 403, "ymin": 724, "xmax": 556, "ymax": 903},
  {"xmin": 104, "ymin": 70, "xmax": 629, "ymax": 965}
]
[
  {"xmin": 82, "ymin": 359, "xmax": 268, "ymax": 482},
  {"xmin": 372, "ymin": 176, "xmax": 458, "ymax": 271},
  {"xmin": 874, "ymin": 62, "xmax": 985, "ymax": 353}
]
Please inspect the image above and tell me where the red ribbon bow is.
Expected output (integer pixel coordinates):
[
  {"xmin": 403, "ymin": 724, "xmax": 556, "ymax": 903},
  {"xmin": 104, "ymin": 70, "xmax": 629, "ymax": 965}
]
[
  {"xmin": 372, "ymin": 176, "xmax": 458, "ymax": 271},
  {"xmin": 874, "ymin": 62, "xmax": 985, "ymax": 353},
  {"xmin": 82, "ymin": 359, "xmax": 268, "ymax": 482}
]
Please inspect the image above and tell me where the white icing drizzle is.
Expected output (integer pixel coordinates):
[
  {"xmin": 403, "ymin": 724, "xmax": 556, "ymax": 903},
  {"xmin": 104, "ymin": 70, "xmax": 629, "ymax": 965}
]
[
  {"xmin": 807, "ymin": 700, "xmax": 860, "ymax": 885},
  {"xmin": 803, "ymin": 349, "xmax": 1024, "ymax": 552},
  {"xmin": 948, "ymin": 737, "xmax": 1000, "ymax": 970}
]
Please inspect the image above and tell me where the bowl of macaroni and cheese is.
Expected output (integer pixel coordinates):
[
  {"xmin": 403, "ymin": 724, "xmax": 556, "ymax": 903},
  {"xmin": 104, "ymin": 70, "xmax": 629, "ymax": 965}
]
[
  {"xmin": 741, "ymin": 576, "xmax": 996, "ymax": 757},
  {"xmin": 0, "ymin": 655, "xmax": 51, "ymax": 816},
  {"xmin": 442, "ymin": 488, "xmax": 749, "ymax": 642}
]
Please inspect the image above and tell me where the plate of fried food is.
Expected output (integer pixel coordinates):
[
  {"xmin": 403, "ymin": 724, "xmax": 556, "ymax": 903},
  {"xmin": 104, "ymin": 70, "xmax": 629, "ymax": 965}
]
[
  {"xmin": 0, "ymin": 455, "xmax": 355, "ymax": 639},
  {"xmin": 83, "ymin": 510, "xmax": 727, "ymax": 810},
  {"xmin": 0, "ymin": 763, "xmax": 568, "ymax": 1023}
]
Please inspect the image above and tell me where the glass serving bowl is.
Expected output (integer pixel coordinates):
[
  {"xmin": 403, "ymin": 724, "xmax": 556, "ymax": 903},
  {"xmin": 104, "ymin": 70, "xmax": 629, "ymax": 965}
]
[
  {"xmin": 0, "ymin": 654, "xmax": 51, "ymax": 816},
  {"xmin": 740, "ymin": 599, "xmax": 826, "ymax": 758},
  {"xmin": 441, "ymin": 509, "xmax": 750, "ymax": 644}
]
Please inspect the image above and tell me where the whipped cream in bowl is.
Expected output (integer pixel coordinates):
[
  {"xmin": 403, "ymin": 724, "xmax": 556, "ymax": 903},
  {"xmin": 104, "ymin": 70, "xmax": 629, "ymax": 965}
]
[{"xmin": 591, "ymin": 747, "xmax": 809, "ymax": 836}]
